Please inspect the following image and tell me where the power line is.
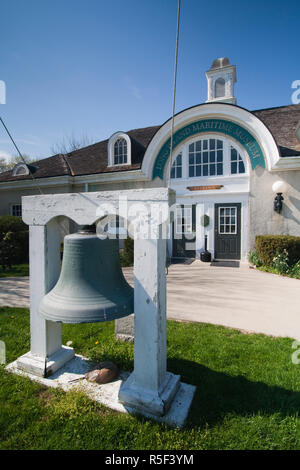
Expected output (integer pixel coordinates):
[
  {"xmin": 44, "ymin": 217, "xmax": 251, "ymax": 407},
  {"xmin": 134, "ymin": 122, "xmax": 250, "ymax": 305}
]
[{"xmin": 0, "ymin": 115, "xmax": 43, "ymax": 194}]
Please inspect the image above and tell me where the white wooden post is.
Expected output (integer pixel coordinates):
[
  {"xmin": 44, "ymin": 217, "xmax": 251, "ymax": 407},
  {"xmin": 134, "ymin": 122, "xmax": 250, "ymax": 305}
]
[
  {"xmin": 17, "ymin": 218, "xmax": 74, "ymax": 376},
  {"xmin": 119, "ymin": 221, "xmax": 180, "ymax": 417}
]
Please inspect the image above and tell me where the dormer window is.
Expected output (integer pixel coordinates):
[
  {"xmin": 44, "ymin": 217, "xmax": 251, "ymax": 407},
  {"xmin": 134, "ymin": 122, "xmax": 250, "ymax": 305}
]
[
  {"xmin": 114, "ymin": 138, "xmax": 128, "ymax": 165},
  {"xmin": 12, "ymin": 162, "xmax": 30, "ymax": 177},
  {"xmin": 108, "ymin": 132, "xmax": 131, "ymax": 166}
]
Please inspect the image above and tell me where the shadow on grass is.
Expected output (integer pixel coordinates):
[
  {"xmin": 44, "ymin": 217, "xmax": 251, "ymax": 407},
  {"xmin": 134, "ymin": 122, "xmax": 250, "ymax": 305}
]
[{"xmin": 166, "ymin": 357, "xmax": 300, "ymax": 429}]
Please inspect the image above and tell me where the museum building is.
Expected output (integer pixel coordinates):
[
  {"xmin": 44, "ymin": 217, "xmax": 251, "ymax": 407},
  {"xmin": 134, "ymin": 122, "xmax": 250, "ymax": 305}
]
[{"xmin": 0, "ymin": 57, "xmax": 300, "ymax": 261}]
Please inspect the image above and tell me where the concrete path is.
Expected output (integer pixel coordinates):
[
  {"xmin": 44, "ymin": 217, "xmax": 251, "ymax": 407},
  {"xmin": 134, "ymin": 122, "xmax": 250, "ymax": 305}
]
[
  {"xmin": 166, "ymin": 261, "xmax": 300, "ymax": 340},
  {"xmin": 1, "ymin": 261, "xmax": 300, "ymax": 339},
  {"xmin": 0, "ymin": 277, "xmax": 30, "ymax": 308}
]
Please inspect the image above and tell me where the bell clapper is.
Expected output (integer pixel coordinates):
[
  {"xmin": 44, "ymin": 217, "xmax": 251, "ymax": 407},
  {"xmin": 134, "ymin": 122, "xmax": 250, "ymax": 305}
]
[{"xmin": 68, "ymin": 361, "xmax": 119, "ymax": 384}]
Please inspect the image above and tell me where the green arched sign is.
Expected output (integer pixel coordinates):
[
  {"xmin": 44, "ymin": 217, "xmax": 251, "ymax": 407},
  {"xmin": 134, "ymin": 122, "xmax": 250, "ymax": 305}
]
[{"xmin": 152, "ymin": 118, "xmax": 265, "ymax": 180}]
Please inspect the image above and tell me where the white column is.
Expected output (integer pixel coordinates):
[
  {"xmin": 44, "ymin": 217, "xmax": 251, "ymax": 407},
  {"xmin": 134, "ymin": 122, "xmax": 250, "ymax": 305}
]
[
  {"xmin": 119, "ymin": 223, "xmax": 180, "ymax": 416},
  {"xmin": 17, "ymin": 218, "xmax": 74, "ymax": 377}
]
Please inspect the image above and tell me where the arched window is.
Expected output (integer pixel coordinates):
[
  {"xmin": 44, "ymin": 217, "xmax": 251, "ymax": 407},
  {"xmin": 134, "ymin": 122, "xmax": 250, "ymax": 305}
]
[
  {"xmin": 114, "ymin": 138, "xmax": 128, "ymax": 165},
  {"xmin": 168, "ymin": 136, "xmax": 247, "ymax": 182},
  {"xmin": 215, "ymin": 77, "xmax": 225, "ymax": 98},
  {"xmin": 171, "ymin": 153, "xmax": 182, "ymax": 179},
  {"xmin": 108, "ymin": 132, "xmax": 131, "ymax": 166}
]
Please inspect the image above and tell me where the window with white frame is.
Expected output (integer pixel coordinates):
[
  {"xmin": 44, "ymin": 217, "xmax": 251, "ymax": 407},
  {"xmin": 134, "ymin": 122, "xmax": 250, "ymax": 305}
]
[
  {"xmin": 189, "ymin": 139, "xmax": 223, "ymax": 177},
  {"xmin": 11, "ymin": 204, "xmax": 22, "ymax": 217},
  {"xmin": 219, "ymin": 207, "xmax": 237, "ymax": 234},
  {"xmin": 114, "ymin": 138, "xmax": 128, "ymax": 165},
  {"xmin": 230, "ymin": 147, "xmax": 245, "ymax": 174},
  {"xmin": 108, "ymin": 133, "xmax": 131, "ymax": 167},
  {"xmin": 171, "ymin": 153, "xmax": 182, "ymax": 179},
  {"xmin": 168, "ymin": 136, "xmax": 247, "ymax": 181},
  {"xmin": 175, "ymin": 206, "xmax": 192, "ymax": 235}
]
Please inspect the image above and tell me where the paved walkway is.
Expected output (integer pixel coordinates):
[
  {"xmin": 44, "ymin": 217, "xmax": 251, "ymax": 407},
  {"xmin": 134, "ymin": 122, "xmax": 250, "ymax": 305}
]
[
  {"xmin": 1, "ymin": 261, "xmax": 300, "ymax": 339},
  {"xmin": 0, "ymin": 277, "xmax": 30, "ymax": 308},
  {"xmin": 166, "ymin": 261, "xmax": 300, "ymax": 340}
]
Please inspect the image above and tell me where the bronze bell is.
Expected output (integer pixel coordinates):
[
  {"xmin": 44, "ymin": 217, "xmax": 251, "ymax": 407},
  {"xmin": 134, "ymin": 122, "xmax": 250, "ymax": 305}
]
[{"xmin": 39, "ymin": 225, "xmax": 134, "ymax": 323}]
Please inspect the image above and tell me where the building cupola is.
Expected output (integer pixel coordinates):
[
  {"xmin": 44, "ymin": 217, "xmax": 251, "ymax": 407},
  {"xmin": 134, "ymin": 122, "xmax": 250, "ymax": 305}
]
[{"xmin": 206, "ymin": 57, "xmax": 237, "ymax": 105}]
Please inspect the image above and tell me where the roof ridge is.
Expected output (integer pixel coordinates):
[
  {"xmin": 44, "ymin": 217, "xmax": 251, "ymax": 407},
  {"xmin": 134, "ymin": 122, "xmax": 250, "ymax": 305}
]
[{"xmin": 252, "ymin": 103, "xmax": 300, "ymax": 113}]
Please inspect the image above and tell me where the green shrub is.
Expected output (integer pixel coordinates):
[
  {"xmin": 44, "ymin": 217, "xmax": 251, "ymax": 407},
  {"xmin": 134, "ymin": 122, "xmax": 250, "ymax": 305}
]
[
  {"xmin": 120, "ymin": 237, "xmax": 134, "ymax": 267},
  {"xmin": 248, "ymin": 250, "xmax": 263, "ymax": 267},
  {"xmin": 272, "ymin": 249, "xmax": 290, "ymax": 274},
  {"xmin": 256, "ymin": 235, "xmax": 300, "ymax": 266},
  {"xmin": 0, "ymin": 216, "xmax": 29, "ymax": 270},
  {"xmin": 288, "ymin": 260, "xmax": 300, "ymax": 279},
  {"xmin": 0, "ymin": 215, "xmax": 27, "ymax": 234}
]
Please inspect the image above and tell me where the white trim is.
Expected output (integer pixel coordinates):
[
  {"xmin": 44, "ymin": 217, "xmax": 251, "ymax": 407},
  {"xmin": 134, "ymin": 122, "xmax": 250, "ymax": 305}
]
[
  {"xmin": 0, "ymin": 175, "xmax": 73, "ymax": 191},
  {"xmin": 73, "ymin": 169, "xmax": 147, "ymax": 185},
  {"xmin": 271, "ymin": 156, "xmax": 300, "ymax": 171},
  {"xmin": 0, "ymin": 170, "xmax": 149, "ymax": 192},
  {"xmin": 141, "ymin": 103, "xmax": 281, "ymax": 179},
  {"xmin": 107, "ymin": 132, "xmax": 131, "ymax": 167}
]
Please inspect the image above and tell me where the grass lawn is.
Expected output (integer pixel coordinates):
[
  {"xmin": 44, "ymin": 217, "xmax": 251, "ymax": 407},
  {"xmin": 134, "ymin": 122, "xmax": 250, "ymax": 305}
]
[
  {"xmin": 257, "ymin": 265, "xmax": 300, "ymax": 279},
  {"xmin": 1, "ymin": 307, "xmax": 300, "ymax": 450},
  {"xmin": 0, "ymin": 264, "xmax": 29, "ymax": 278}
]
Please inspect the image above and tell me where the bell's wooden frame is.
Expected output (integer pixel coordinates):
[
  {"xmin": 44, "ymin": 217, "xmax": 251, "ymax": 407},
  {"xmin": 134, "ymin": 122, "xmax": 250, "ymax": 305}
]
[{"xmin": 15, "ymin": 188, "xmax": 183, "ymax": 417}]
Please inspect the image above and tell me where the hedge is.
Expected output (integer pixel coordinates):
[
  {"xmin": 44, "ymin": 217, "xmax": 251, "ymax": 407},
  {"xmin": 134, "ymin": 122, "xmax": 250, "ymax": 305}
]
[
  {"xmin": 0, "ymin": 215, "xmax": 27, "ymax": 234},
  {"xmin": 256, "ymin": 235, "xmax": 300, "ymax": 266},
  {"xmin": 0, "ymin": 215, "xmax": 29, "ymax": 270}
]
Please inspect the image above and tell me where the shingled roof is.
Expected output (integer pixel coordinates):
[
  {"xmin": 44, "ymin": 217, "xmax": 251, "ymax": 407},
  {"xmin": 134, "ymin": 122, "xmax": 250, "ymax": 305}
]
[
  {"xmin": 0, "ymin": 103, "xmax": 299, "ymax": 183},
  {"xmin": 253, "ymin": 103, "xmax": 300, "ymax": 156}
]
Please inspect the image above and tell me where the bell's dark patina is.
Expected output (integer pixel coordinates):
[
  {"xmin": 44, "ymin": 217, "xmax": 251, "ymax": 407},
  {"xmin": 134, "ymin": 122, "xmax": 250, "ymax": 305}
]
[{"xmin": 39, "ymin": 227, "xmax": 133, "ymax": 324}]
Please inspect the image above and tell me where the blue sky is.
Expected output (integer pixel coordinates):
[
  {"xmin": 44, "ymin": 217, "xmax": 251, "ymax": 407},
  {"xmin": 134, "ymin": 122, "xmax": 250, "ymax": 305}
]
[{"xmin": 0, "ymin": 0, "xmax": 299, "ymax": 162}]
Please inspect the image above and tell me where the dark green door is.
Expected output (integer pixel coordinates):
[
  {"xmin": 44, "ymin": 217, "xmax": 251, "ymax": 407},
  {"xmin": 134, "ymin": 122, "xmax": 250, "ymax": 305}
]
[
  {"xmin": 214, "ymin": 203, "xmax": 241, "ymax": 260},
  {"xmin": 172, "ymin": 205, "xmax": 196, "ymax": 258}
]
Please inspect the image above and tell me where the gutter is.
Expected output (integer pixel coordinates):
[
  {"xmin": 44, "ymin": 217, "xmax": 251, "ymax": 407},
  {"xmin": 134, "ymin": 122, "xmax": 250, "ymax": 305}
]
[
  {"xmin": 271, "ymin": 156, "xmax": 300, "ymax": 172},
  {"xmin": 0, "ymin": 169, "xmax": 150, "ymax": 192}
]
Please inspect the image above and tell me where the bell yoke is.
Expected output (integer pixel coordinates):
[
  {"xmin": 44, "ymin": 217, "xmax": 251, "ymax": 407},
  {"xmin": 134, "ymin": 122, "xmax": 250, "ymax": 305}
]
[{"xmin": 39, "ymin": 224, "xmax": 134, "ymax": 324}]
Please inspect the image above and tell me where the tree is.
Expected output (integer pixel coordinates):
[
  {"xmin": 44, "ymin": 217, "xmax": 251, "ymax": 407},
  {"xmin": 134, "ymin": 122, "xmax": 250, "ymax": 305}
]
[
  {"xmin": 50, "ymin": 134, "xmax": 94, "ymax": 155},
  {"xmin": 0, "ymin": 158, "xmax": 8, "ymax": 173}
]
